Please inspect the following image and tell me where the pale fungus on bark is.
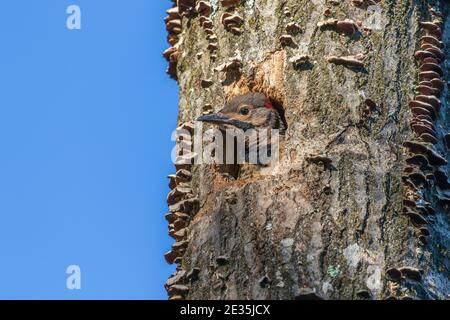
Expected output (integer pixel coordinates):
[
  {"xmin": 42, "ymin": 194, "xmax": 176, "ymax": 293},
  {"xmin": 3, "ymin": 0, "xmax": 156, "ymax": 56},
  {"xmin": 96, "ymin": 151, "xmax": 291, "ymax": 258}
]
[{"xmin": 327, "ymin": 54, "xmax": 365, "ymax": 68}]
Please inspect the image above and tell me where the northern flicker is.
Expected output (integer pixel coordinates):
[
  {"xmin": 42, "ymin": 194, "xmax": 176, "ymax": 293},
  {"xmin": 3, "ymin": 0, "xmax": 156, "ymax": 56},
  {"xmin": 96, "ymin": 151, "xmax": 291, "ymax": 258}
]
[
  {"xmin": 196, "ymin": 92, "xmax": 285, "ymax": 167},
  {"xmin": 197, "ymin": 92, "xmax": 286, "ymax": 132}
]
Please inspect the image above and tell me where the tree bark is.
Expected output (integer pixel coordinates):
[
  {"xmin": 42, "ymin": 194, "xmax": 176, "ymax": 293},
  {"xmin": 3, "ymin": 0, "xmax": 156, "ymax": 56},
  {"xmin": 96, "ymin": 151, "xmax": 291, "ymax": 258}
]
[{"xmin": 163, "ymin": 0, "xmax": 450, "ymax": 300}]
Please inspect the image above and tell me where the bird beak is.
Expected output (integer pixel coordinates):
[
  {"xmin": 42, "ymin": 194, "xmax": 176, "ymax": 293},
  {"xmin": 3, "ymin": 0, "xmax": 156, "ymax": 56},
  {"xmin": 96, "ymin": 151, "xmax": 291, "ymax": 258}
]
[
  {"xmin": 197, "ymin": 113, "xmax": 231, "ymax": 124},
  {"xmin": 197, "ymin": 113, "xmax": 254, "ymax": 131}
]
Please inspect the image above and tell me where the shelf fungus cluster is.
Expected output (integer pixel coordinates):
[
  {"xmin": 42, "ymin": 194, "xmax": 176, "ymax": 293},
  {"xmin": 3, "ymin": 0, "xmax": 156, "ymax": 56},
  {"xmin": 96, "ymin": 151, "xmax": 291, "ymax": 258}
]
[
  {"xmin": 164, "ymin": 123, "xmax": 199, "ymax": 300},
  {"xmin": 317, "ymin": 14, "xmax": 365, "ymax": 69},
  {"xmin": 385, "ymin": 267, "xmax": 425, "ymax": 300},
  {"xmin": 221, "ymin": 12, "xmax": 244, "ymax": 35},
  {"xmin": 393, "ymin": 11, "xmax": 448, "ymax": 299},
  {"xmin": 163, "ymin": 2, "xmax": 183, "ymax": 79},
  {"xmin": 317, "ymin": 18, "xmax": 359, "ymax": 35},
  {"xmin": 195, "ymin": 1, "xmax": 219, "ymax": 59},
  {"xmin": 279, "ymin": 10, "xmax": 302, "ymax": 47},
  {"xmin": 177, "ymin": 0, "xmax": 197, "ymax": 16}
]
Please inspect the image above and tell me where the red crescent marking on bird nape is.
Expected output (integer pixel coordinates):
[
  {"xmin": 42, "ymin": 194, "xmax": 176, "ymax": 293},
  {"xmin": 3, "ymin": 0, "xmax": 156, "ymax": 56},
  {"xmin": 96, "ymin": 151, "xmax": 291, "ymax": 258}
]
[{"xmin": 264, "ymin": 98, "xmax": 274, "ymax": 109}]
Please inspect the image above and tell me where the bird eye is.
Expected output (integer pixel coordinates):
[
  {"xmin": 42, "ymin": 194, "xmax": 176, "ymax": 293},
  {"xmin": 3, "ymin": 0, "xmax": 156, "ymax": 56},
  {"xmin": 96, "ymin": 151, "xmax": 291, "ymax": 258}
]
[{"xmin": 239, "ymin": 107, "xmax": 249, "ymax": 115}]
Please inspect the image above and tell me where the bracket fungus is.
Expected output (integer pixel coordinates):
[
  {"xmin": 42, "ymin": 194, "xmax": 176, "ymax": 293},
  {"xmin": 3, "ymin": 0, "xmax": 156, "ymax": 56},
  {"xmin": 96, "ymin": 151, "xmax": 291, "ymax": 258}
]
[
  {"xmin": 290, "ymin": 54, "xmax": 310, "ymax": 68},
  {"xmin": 164, "ymin": 249, "xmax": 181, "ymax": 264},
  {"xmin": 305, "ymin": 154, "xmax": 333, "ymax": 167},
  {"xmin": 323, "ymin": 8, "xmax": 332, "ymax": 17},
  {"xmin": 405, "ymin": 209, "xmax": 428, "ymax": 227},
  {"xmin": 317, "ymin": 18, "xmax": 338, "ymax": 29},
  {"xmin": 220, "ymin": 0, "xmax": 241, "ymax": 7},
  {"xmin": 207, "ymin": 41, "xmax": 219, "ymax": 51},
  {"xmin": 415, "ymin": 95, "xmax": 440, "ymax": 111},
  {"xmin": 195, "ymin": 1, "xmax": 212, "ymax": 16},
  {"xmin": 203, "ymin": 28, "xmax": 215, "ymax": 36},
  {"xmin": 169, "ymin": 196, "xmax": 199, "ymax": 214},
  {"xmin": 431, "ymin": 78, "xmax": 444, "ymax": 92},
  {"xmin": 422, "ymin": 57, "xmax": 440, "ymax": 66},
  {"xmin": 165, "ymin": 270, "xmax": 186, "ymax": 288},
  {"xmin": 177, "ymin": 0, "xmax": 196, "ymax": 15},
  {"xmin": 417, "ymin": 84, "xmax": 439, "ymax": 96},
  {"xmin": 351, "ymin": 0, "xmax": 381, "ymax": 7},
  {"xmin": 420, "ymin": 133, "xmax": 437, "ymax": 144},
  {"xmin": 411, "ymin": 123, "xmax": 436, "ymax": 138},
  {"xmin": 173, "ymin": 228, "xmax": 187, "ymax": 241},
  {"xmin": 163, "ymin": 4, "xmax": 185, "ymax": 80},
  {"xmin": 166, "ymin": 6, "xmax": 180, "ymax": 19},
  {"xmin": 386, "ymin": 268, "xmax": 402, "ymax": 282},
  {"xmin": 419, "ymin": 21, "xmax": 442, "ymax": 38},
  {"xmin": 165, "ymin": 212, "xmax": 177, "ymax": 224},
  {"xmin": 294, "ymin": 288, "xmax": 324, "ymax": 300},
  {"xmin": 421, "ymin": 35, "xmax": 443, "ymax": 48},
  {"xmin": 336, "ymin": 19, "xmax": 359, "ymax": 35},
  {"xmin": 201, "ymin": 78, "xmax": 214, "ymax": 88},
  {"xmin": 201, "ymin": 18, "xmax": 213, "ymax": 29},
  {"xmin": 222, "ymin": 14, "xmax": 244, "ymax": 26},
  {"xmin": 168, "ymin": 174, "xmax": 177, "ymax": 190},
  {"xmin": 318, "ymin": 19, "xmax": 358, "ymax": 35},
  {"xmin": 419, "ymin": 70, "xmax": 441, "ymax": 81},
  {"xmin": 403, "ymin": 141, "xmax": 447, "ymax": 166},
  {"xmin": 407, "ymin": 172, "xmax": 429, "ymax": 189},
  {"xmin": 279, "ymin": 34, "xmax": 296, "ymax": 47},
  {"xmin": 167, "ymin": 185, "xmax": 193, "ymax": 205},
  {"xmin": 173, "ymin": 218, "xmax": 188, "ymax": 230},
  {"xmin": 286, "ymin": 22, "xmax": 302, "ymax": 35},
  {"xmin": 215, "ymin": 56, "xmax": 242, "ymax": 73},
  {"xmin": 166, "ymin": 211, "xmax": 190, "ymax": 224},
  {"xmin": 221, "ymin": 13, "xmax": 244, "ymax": 34},
  {"xmin": 166, "ymin": 19, "xmax": 182, "ymax": 33},
  {"xmin": 175, "ymin": 168, "xmax": 192, "ymax": 184},
  {"xmin": 425, "ymin": 45, "xmax": 444, "ymax": 61},
  {"xmin": 398, "ymin": 267, "xmax": 423, "ymax": 282},
  {"xmin": 327, "ymin": 54, "xmax": 365, "ymax": 68},
  {"xmin": 411, "ymin": 106, "xmax": 435, "ymax": 120},
  {"xmin": 364, "ymin": 98, "xmax": 377, "ymax": 110},
  {"xmin": 168, "ymin": 284, "xmax": 190, "ymax": 296},
  {"xmin": 415, "ymin": 50, "xmax": 437, "ymax": 61},
  {"xmin": 419, "ymin": 62, "xmax": 443, "ymax": 76}
]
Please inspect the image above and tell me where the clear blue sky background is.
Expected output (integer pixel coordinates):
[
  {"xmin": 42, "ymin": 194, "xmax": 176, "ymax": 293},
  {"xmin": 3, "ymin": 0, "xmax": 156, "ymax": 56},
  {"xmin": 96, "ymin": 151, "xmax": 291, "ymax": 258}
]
[{"xmin": 0, "ymin": 0, "xmax": 177, "ymax": 299}]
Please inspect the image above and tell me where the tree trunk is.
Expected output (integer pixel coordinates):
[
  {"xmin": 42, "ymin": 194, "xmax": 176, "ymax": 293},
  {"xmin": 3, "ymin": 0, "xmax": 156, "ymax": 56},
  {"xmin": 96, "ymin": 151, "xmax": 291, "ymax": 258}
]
[{"xmin": 163, "ymin": 0, "xmax": 450, "ymax": 300}]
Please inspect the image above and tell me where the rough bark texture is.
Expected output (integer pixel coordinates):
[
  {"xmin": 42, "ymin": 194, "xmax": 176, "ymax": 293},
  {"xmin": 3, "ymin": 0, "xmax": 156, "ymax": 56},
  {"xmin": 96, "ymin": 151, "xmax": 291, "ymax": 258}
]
[{"xmin": 163, "ymin": 0, "xmax": 450, "ymax": 300}]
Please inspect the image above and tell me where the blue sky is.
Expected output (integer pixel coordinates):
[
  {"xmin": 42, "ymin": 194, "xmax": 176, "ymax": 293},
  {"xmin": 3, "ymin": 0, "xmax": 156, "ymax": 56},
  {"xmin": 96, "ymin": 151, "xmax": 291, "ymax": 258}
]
[{"xmin": 0, "ymin": 1, "xmax": 177, "ymax": 299}]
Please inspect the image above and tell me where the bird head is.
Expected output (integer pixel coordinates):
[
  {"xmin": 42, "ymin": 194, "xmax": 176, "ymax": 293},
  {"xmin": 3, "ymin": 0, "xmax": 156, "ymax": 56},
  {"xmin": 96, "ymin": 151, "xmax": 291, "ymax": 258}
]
[{"xmin": 197, "ymin": 93, "xmax": 286, "ymax": 132}]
